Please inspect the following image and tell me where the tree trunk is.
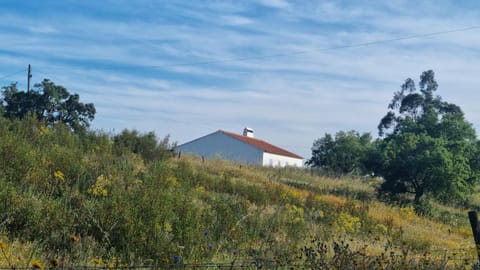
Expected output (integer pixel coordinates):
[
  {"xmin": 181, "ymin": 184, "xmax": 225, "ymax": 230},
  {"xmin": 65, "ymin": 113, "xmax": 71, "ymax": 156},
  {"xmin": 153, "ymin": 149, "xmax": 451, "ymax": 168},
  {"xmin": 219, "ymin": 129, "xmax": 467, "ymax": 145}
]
[{"xmin": 414, "ymin": 189, "xmax": 424, "ymax": 205}]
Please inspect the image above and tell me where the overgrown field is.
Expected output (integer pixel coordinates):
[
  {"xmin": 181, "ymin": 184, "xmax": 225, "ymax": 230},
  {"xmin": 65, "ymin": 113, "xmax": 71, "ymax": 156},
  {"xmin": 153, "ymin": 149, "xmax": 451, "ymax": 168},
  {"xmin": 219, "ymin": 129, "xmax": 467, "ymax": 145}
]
[{"xmin": 0, "ymin": 117, "xmax": 479, "ymax": 269}]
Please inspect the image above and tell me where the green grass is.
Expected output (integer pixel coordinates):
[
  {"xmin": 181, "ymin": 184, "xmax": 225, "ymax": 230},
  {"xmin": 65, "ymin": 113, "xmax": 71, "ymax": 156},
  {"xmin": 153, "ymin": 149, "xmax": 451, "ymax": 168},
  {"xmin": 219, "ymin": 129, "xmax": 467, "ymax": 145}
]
[{"xmin": 0, "ymin": 116, "xmax": 478, "ymax": 269}]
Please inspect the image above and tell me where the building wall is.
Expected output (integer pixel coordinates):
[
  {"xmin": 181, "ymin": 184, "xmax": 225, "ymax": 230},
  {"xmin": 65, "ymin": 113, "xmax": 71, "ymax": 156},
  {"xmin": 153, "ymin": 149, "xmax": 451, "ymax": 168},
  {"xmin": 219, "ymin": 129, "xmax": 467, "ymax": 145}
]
[
  {"xmin": 262, "ymin": 152, "xmax": 303, "ymax": 167},
  {"xmin": 176, "ymin": 131, "xmax": 264, "ymax": 165}
]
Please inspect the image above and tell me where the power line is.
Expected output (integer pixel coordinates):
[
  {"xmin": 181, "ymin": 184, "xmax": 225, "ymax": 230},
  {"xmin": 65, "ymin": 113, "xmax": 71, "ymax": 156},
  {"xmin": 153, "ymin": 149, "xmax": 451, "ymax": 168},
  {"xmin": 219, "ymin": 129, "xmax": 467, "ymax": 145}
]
[
  {"xmin": 35, "ymin": 25, "xmax": 480, "ymax": 71},
  {"xmin": 157, "ymin": 25, "xmax": 480, "ymax": 69},
  {"xmin": 0, "ymin": 69, "xmax": 27, "ymax": 81}
]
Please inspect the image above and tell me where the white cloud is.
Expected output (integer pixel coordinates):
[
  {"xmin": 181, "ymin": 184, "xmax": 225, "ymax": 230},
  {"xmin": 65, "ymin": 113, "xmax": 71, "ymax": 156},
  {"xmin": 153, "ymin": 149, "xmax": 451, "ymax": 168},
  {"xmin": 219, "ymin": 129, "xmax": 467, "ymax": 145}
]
[
  {"xmin": 27, "ymin": 25, "xmax": 57, "ymax": 34},
  {"xmin": 1, "ymin": 1, "xmax": 480, "ymax": 158},
  {"xmin": 220, "ymin": 15, "xmax": 253, "ymax": 26},
  {"xmin": 258, "ymin": 0, "xmax": 291, "ymax": 9}
]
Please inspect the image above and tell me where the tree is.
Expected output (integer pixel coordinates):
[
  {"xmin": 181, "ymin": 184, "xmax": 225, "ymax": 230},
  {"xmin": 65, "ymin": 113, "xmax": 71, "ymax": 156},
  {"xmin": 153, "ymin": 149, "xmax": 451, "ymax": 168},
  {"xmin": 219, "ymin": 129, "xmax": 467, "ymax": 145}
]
[
  {"xmin": 375, "ymin": 70, "xmax": 480, "ymax": 204},
  {"xmin": 112, "ymin": 129, "xmax": 175, "ymax": 162},
  {"xmin": 307, "ymin": 130, "xmax": 373, "ymax": 176},
  {"xmin": 1, "ymin": 79, "xmax": 95, "ymax": 132}
]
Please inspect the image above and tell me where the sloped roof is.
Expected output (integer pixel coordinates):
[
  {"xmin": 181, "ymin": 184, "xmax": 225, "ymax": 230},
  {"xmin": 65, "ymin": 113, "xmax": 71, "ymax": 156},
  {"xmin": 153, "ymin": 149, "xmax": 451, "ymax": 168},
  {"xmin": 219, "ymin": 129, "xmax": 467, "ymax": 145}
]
[{"xmin": 220, "ymin": 130, "xmax": 303, "ymax": 159}]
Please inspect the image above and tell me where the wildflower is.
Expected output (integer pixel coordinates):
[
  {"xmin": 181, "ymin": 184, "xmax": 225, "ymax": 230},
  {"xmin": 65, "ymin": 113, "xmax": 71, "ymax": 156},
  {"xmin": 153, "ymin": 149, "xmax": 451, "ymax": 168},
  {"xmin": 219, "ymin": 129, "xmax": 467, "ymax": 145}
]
[
  {"xmin": 88, "ymin": 174, "xmax": 111, "ymax": 197},
  {"xmin": 232, "ymin": 249, "xmax": 239, "ymax": 256},
  {"xmin": 313, "ymin": 209, "xmax": 324, "ymax": 219},
  {"xmin": 208, "ymin": 243, "xmax": 214, "ymax": 249},
  {"xmin": 204, "ymin": 230, "xmax": 209, "ymax": 236},
  {"xmin": 31, "ymin": 259, "xmax": 44, "ymax": 270},
  {"xmin": 165, "ymin": 176, "xmax": 178, "ymax": 187},
  {"xmin": 0, "ymin": 241, "xmax": 7, "ymax": 249},
  {"xmin": 39, "ymin": 126, "xmax": 51, "ymax": 136},
  {"xmin": 50, "ymin": 258, "xmax": 60, "ymax": 268},
  {"xmin": 70, "ymin": 234, "xmax": 79, "ymax": 244},
  {"xmin": 92, "ymin": 258, "xmax": 103, "ymax": 266},
  {"xmin": 293, "ymin": 217, "xmax": 304, "ymax": 223},
  {"xmin": 112, "ymin": 257, "xmax": 120, "ymax": 263},
  {"xmin": 336, "ymin": 212, "xmax": 361, "ymax": 233},
  {"xmin": 54, "ymin": 170, "xmax": 65, "ymax": 182},
  {"xmin": 164, "ymin": 223, "xmax": 173, "ymax": 233}
]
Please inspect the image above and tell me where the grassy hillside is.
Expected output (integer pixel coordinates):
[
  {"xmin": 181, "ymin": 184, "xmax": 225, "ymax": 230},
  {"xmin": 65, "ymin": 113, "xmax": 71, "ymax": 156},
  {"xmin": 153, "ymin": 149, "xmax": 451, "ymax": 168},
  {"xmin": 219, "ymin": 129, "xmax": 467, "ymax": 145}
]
[{"xmin": 0, "ymin": 116, "xmax": 478, "ymax": 269}]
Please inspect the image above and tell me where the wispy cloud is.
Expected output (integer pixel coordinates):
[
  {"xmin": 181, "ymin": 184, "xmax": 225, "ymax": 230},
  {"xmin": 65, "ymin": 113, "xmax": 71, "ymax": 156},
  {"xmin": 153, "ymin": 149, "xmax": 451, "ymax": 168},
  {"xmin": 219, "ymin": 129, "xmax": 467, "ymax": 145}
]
[
  {"xmin": 258, "ymin": 0, "xmax": 291, "ymax": 9},
  {"xmin": 1, "ymin": 1, "xmax": 479, "ymax": 158},
  {"xmin": 220, "ymin": 15, "xmax": 253, "ymax": 26},
  {"xmin": 27, "ymin": 25, "xmax": 57, "ymax": 34}
]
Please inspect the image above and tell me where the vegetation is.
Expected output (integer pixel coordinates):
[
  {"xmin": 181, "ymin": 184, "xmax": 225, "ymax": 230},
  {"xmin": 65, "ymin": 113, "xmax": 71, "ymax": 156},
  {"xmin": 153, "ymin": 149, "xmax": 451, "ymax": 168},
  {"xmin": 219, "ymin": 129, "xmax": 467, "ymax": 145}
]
[
  {"xmin": 307, "ymin": 130, "xmax": 374, "ymax": 176},
  {"xmin": 0, "ymin": 115, "xmax": 479, "ymax": 269},
  {"xmin": 1, "ymin": 73, "xmax": 480, "ymax": 268},
  {"xmin": 112, "ymin": 129, "xmax": 174, "ymax": 162},
  {"xmin": 376, "ymin": 70, "xmax": 480, "ymax": 205},
  {"xmin": 309, "ymin": 70, "xmax": 480, "ymax": 208},
  {"xmin": 1, "ymin": 79, "xmax": 95, "ymax": 133}
]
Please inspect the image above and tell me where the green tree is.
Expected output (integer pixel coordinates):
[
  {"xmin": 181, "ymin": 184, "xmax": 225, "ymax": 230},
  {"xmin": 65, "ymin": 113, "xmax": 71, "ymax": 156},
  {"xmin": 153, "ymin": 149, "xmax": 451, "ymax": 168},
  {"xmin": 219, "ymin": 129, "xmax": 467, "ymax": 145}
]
[
  {"xmin": 112, "ymin": 129, "xmax": 175, "ymax": 162},
  {"xmin": 375, "ymin": 70, "xmax": 479, "ymax": 204},
  {"xmin": 307, "ymin": 130, "xmax": 373, "ymax": 176},
  {"xmin": 1, "ymin": 79, "xmax": 95, "ymax": 132}
]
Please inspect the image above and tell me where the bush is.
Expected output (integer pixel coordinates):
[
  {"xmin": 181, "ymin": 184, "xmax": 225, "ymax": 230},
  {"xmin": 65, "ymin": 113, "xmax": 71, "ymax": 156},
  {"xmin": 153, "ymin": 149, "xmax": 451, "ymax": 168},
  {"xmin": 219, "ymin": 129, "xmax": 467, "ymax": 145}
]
[{"xmin": 113, "ymin": 129, "xmax": 174, "ymax": 162}]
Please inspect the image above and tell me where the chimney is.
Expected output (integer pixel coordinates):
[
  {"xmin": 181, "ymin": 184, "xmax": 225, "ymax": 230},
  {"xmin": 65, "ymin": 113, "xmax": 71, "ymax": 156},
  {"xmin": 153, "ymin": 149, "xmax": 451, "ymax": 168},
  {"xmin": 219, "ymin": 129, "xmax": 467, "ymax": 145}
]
[{"xmin": 243, "ymin": 127, "xmax": 254, "ymax": 138}]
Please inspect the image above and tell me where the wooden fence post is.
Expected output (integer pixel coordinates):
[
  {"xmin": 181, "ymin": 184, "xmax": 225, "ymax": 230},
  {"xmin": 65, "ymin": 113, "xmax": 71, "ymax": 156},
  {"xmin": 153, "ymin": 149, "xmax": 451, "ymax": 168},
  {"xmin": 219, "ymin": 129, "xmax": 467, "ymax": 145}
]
[{"xmin": 468, "ymin": 211, "xmax": 480, "ymax": 264}]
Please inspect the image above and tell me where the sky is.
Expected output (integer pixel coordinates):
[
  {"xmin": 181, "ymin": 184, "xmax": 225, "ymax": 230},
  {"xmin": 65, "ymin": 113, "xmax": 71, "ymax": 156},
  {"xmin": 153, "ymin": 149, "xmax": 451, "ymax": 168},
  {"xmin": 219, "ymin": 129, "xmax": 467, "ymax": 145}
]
[{"xmin": 0, "ymin": 1, "xmax": 479, "ymax": 159}]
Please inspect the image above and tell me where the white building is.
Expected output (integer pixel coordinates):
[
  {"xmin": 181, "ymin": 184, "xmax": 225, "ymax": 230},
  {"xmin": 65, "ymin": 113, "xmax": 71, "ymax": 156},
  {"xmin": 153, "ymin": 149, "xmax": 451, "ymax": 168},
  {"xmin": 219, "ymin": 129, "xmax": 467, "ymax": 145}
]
[{"xmin": 176, "ymin": 128, "xmax": 303, "ymax": 167}]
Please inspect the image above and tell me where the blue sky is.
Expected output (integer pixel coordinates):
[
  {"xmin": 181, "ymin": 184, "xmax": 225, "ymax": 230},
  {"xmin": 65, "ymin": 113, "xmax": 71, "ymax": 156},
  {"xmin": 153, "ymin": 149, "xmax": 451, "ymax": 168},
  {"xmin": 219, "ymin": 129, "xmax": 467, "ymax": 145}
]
[{"xmin": 1, "ymin": 1, "xmax": 480, "ymax": 159}]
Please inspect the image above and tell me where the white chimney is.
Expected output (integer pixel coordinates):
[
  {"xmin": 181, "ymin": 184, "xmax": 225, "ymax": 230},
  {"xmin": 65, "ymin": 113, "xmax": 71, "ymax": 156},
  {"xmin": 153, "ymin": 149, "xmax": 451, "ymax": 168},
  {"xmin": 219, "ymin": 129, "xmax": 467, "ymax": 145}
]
[{"xmin": 243, "ymin": 127, "xmax": 254, "ymax": 138}]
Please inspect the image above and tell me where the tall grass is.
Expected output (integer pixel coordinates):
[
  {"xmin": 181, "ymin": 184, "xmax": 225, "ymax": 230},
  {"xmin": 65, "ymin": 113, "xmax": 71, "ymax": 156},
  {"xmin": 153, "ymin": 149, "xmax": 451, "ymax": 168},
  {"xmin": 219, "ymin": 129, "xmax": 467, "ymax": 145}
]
[{"xmin": 0, "ymin": 116, "xmax": 478, "ymax": 268}]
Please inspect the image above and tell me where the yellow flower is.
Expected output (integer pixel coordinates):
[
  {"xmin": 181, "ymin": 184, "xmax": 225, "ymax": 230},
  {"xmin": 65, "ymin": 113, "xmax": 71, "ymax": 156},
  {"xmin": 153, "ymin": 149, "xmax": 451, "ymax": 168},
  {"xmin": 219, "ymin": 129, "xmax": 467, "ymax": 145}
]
[
  {"xmin": 31, "ymin": 259, "xmax": 44, "ymax": 270},
  {"xmin": 293, "ymin": 217, "xmax": 304, "ymax": 223},
  {"xmin": 54, "ymin": 170, "xmax": 65, "ymax": 182},
  {"xmin": 164, "ymin": 222, "xmax": 173, "ymax": 233},
  {"xmin": 70, "ymin": 234, "xmax": 79, "ymax": 244},
  {"xmin": 400, "ymin": 206, "xmax": 415, "ymax": 221},
  {"xmin": 336, "ymin": 212, "xmax": 361, "ymax": 233},
  {"xmin": 92, "ymin": 258, "xmax": 103, "ymax": 265},
  {"xmin": 316, "ymin": 209, "xmax": 325, "ymax": 219},
  {"xmin": 375, "ymin": 223, "xmax": 388, "ymax": 234},
  {"xmin": 50, "ymin": 258, "xmax": 60, "ymax": 268},
  {"xmin": 0, "ymin": 241, "xmax": 7, "ymax": 249},
  {"xmin": 195, "ymin": 185, "xmax": 206, "ymax": 192},
  {"xmin": 88, "ymin": 174, "xmax": 111, "ymax": 197},
  {"xmin": 39, "ymin": 126, "xmax": 51, "ymax": 136},
  {"xmin": 165, "ymin": 175, "xmax": 178, "ymax": 186}
]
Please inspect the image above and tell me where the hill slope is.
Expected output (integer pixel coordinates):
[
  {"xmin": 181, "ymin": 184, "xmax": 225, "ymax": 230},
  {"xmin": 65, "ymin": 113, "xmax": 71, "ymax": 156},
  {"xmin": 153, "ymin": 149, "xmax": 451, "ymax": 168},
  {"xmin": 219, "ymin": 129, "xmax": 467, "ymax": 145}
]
[{"xmin": 0, "ymin": 117, "xmax": 477, "ymax": 269}]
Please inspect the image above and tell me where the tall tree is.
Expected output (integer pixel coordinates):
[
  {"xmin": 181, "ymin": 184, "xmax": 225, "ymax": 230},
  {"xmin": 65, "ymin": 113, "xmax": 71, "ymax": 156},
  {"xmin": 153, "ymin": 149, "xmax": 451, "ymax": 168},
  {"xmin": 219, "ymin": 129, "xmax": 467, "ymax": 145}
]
[
  {"xmin": 375, "ymin": 70, "xmax": 479, "ymax": 204},
  {"xmin": 307, "ymin": 130, "xmax": 373, "ymax": 176},
  {"xmin": 1, "ymin": 79, "xmax": 95, "ymax": 132}
]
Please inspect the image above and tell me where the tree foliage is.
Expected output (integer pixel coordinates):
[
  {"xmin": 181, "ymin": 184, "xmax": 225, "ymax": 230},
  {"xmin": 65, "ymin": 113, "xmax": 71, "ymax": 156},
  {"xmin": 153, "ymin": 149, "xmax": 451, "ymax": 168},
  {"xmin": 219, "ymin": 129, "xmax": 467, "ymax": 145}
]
[
  {"xmin": 1, "ymin": 79, "xmax": 95, "ymax": 132},
  {"xmin": 112, "ymin": 129, "xmax": 175, "ymax": 162},
  {"xmin": 375, "ymin": 70, "xmax": 480, "ymax": 204},
  {"xmin": 307, "ymin": 130, "xmax": 373, "ymax": 176}
]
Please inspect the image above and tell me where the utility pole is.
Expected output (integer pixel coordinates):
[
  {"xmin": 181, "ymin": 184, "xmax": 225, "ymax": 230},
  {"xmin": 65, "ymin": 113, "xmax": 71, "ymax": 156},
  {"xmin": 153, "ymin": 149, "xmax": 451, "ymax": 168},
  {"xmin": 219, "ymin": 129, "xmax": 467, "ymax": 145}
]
[{"xmin": 27, "ymin": 64, "xmax": 32, "ymax": 93}]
